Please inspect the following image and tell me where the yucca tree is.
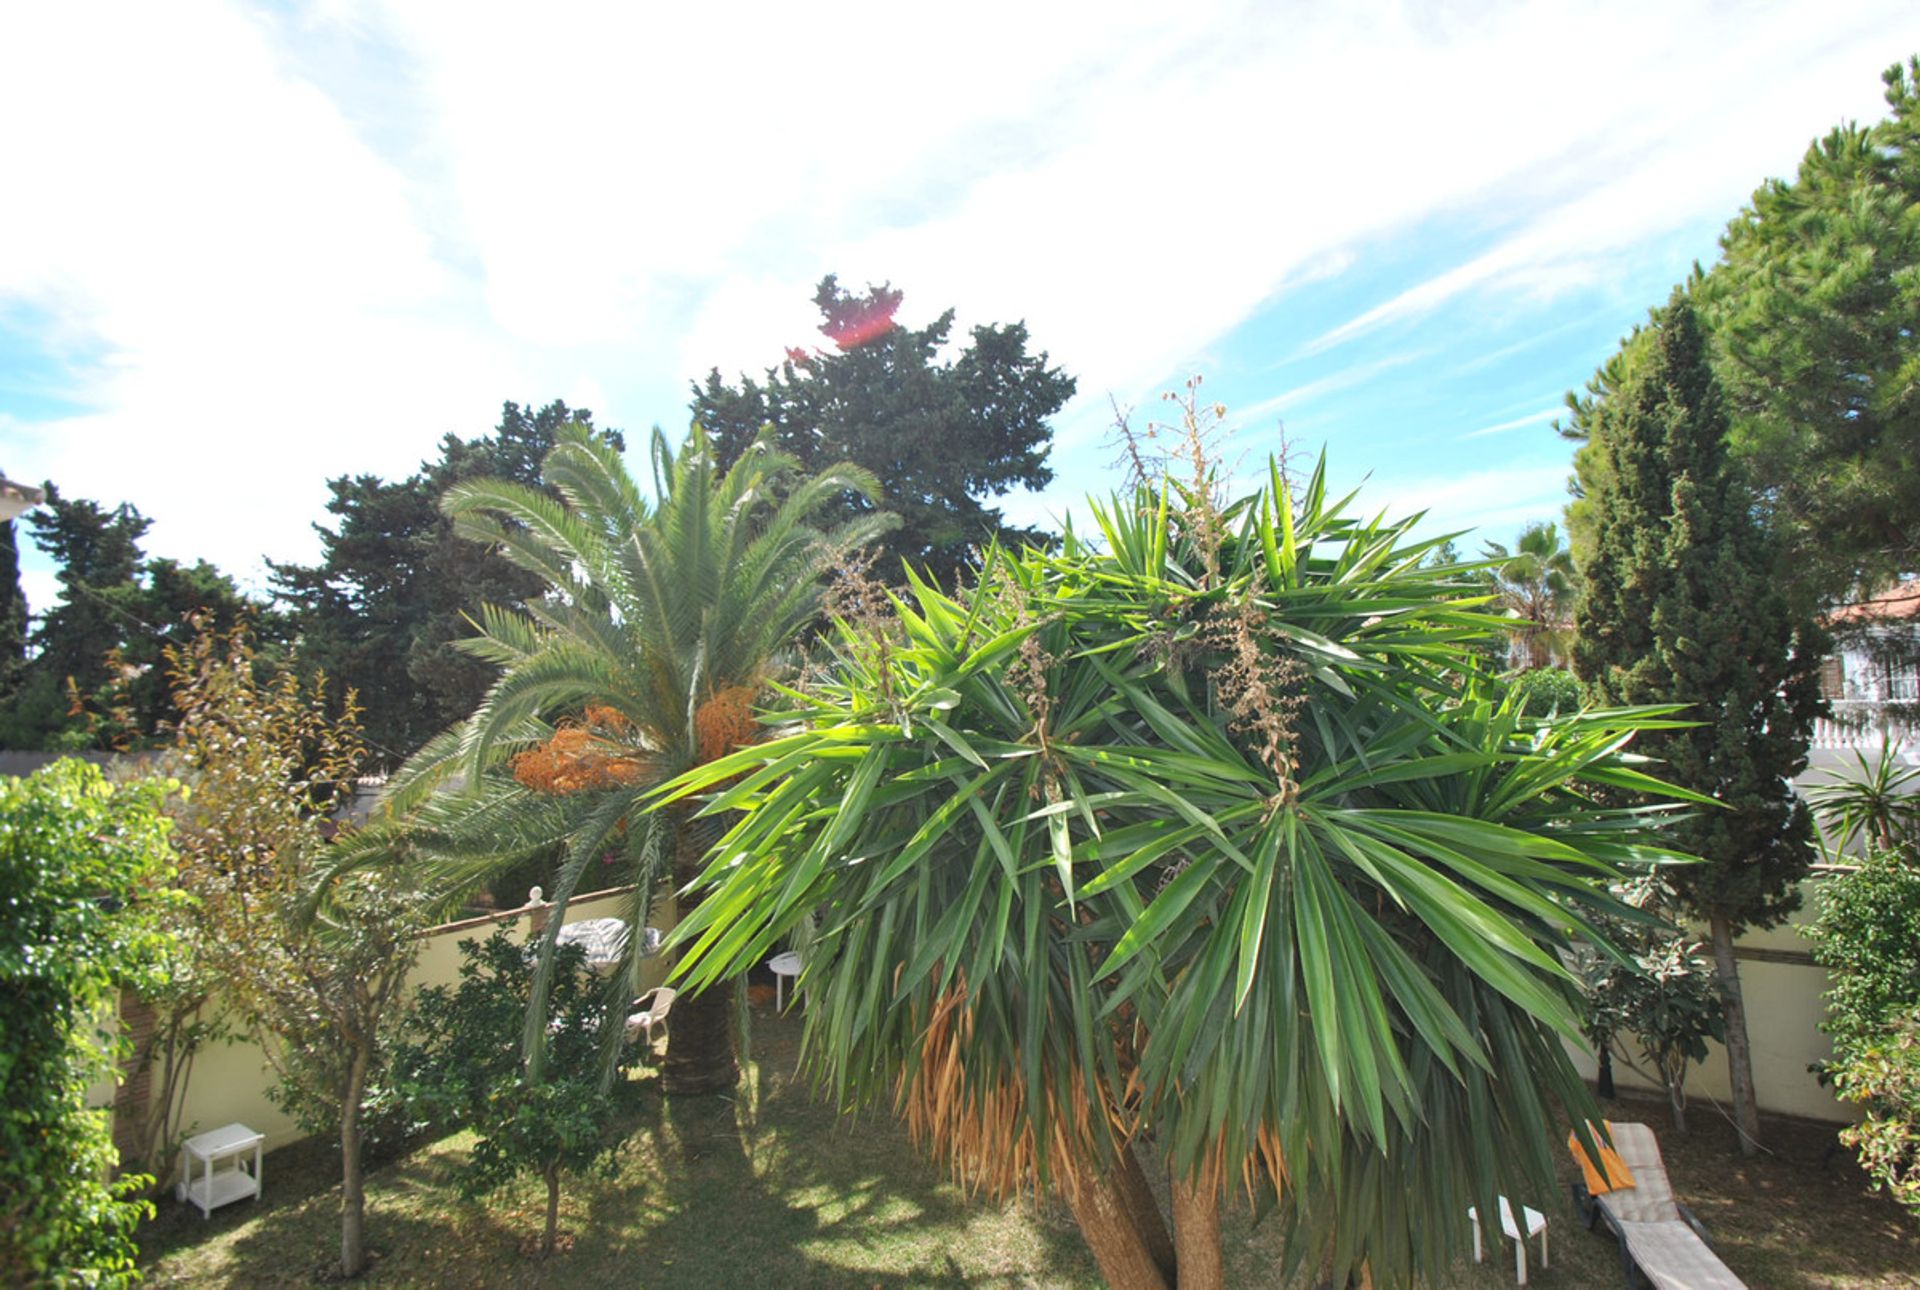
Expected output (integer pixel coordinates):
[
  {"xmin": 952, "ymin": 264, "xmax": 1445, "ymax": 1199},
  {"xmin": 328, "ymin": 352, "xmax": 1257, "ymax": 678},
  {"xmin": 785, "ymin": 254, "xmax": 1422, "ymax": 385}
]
[
  {"xmin": 1483, "ymin": 520, "xmax": 1576, "ymax": 671},
  {"xmin": 386, "ymin": 423, "xmax": 891, "ymax": 1095},
  {"xmin": 658, "ymin": 447, "xmax": 1697, "ymax": 1286}
]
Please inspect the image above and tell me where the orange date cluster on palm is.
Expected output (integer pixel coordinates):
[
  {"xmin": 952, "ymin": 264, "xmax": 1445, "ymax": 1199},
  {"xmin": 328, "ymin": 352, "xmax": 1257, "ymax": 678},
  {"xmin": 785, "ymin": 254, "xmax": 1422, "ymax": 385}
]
[
  {"xmin": 693, "ymin": 684, "xmax": 760, "ymax": 766},
  {"xmin": 511, "ymin": 705, "xmax": 646, "ymax": 795}
]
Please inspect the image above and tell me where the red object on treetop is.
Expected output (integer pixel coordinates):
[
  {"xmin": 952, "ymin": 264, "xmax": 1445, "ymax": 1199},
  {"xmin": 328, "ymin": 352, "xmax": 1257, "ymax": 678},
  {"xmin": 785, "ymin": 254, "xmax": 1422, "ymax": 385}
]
[{"xmin": 820, "ymin": 294, "xmax": 899, "ymax": 351}]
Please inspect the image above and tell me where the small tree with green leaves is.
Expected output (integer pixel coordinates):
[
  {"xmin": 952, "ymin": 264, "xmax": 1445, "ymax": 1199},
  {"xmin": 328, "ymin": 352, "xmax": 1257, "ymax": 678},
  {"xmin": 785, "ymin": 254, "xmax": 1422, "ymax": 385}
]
[
  {"xmin": 1577, "ymin": 875, "xmax": 1726, "ymax": 1132},
  {"xmin": 1, "ymin": 760, "xmax": 177, "ymax": 1286},
  {"xmin": 395, "ymin": 928, "xmax": 634, "ymax": 1256},
  {"xmin": 166, "ymin": 621, "xmax": 423, "ymax": 1279}
]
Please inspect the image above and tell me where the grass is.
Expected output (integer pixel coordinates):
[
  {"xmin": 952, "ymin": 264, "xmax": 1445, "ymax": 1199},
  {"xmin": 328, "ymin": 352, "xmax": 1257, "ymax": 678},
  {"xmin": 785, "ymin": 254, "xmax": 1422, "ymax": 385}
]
[{"xmin": 140, "ymin": 1009, "xmax": 1919, "ymax": 1287}]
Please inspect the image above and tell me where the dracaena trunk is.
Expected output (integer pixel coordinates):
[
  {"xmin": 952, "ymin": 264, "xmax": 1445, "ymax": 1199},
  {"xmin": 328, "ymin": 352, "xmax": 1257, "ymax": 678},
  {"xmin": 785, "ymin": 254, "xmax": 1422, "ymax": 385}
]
[
  {"xmin": 1170, "ymin": 1168, "xmax": 1225, "ymax": 1290},
  {"xmin": 1115, "ymin": 1143, "xmax": 1175, "ymax": 1283},
  {"xmin": 1064, "ymin": 1172, "xmax": 1169, "ymax": 1290}
]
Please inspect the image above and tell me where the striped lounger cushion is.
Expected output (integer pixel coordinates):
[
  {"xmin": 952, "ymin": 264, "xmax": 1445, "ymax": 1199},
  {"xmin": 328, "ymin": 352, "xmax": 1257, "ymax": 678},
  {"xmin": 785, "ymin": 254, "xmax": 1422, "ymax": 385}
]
[{"xmin": 1616, "ymin": 1219, "xmax": 1746, "ymax": 1289}]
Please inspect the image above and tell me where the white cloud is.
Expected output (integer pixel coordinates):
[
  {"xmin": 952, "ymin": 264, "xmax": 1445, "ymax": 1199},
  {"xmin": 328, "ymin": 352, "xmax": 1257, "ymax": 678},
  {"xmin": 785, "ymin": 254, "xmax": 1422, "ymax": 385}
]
[
  {"xmin": 1302, "ymin": 6, "xmax": 1911, "ymax": 356},
  {"xmin": 1356, "ymin": 464, "xmax": 1574, "ymax": 544},
  {"xmin": 1, "ymin": 0, "xmax": 1916, "ymax": 600}
]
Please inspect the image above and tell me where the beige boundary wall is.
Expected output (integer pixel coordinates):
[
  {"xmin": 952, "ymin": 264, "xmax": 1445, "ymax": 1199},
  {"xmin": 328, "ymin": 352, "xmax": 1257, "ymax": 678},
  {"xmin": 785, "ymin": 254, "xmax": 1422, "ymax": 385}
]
[
  {"xmin": 100, "ymin": 877, "xmax": 1856, "ymax": 1157},
  {"xmin": 1565, "ymin": 876, "xmax": 1855, "ymax": 1125},
  {"xmin": 98, "ymin": 885, "xmax": 676, "ymax": 1157}
]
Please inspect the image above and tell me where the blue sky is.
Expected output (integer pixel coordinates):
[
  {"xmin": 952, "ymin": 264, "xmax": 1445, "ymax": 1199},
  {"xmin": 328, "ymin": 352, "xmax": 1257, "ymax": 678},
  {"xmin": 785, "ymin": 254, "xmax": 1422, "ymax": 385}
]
[{"xmin": 3, "ymin": 1, "xmax": 1917, "ymax": 615}]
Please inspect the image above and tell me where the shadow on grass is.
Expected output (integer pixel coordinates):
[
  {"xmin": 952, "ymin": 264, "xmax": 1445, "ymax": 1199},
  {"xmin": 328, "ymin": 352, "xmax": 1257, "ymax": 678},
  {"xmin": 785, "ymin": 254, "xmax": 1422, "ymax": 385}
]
[
  {"xmin": 572, "ymin": 1017, "xmax": 1099, "ymax": 1288},
  {"xmin": 140, "ymin": 1131, "xmax": 531, "ymax": 1286},
  {"xmin": 138, "ymin": 1011, "xmax": 1100, "ymax": 1287}
]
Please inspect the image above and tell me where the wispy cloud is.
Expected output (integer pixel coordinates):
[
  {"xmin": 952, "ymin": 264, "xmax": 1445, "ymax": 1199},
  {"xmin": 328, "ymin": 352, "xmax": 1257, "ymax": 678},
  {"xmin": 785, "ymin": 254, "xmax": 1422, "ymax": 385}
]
[
  {"xmin": 1460, "ymin": 407, "xmax": 1562, "ymax": 441},
  {"xmin": 1358, "ymin": 464, "xmax": 1574, "ymax": 542},
  {"xmin": 1235, "ymin": 351, "xmax": 1432, "ymax": 425}
]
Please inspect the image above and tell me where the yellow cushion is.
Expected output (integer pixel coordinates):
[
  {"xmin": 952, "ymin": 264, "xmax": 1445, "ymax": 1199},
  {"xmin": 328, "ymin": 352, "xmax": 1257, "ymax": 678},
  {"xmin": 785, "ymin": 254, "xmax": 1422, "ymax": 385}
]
[{"xmin": 1569, "ymin": 1122, "xmax": 1636, "ymax": 1195}]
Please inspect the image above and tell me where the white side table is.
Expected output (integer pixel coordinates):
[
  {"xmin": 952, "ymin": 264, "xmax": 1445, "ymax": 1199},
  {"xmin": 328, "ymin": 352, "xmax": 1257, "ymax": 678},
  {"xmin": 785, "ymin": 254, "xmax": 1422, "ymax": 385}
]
[
  {"xmin": 1469, "ymin": 1196, "xmax": 1548, "ymax": 1285},
  {"xmin": 177, "ymin": 1122, "xmax": 264, "ymax": 1218},
  {"xmin": 767, "ymin": 951, "xmax": 802, "ymax": 1011}
]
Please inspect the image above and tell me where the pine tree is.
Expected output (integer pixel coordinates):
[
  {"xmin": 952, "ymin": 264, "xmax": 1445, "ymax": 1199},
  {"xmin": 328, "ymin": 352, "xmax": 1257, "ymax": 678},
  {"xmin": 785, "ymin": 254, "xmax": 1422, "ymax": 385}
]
[
  {"xmin": 1700, "ymin": 57, "xmax": 1920, "ymax": 597},
  {"xmin": 271, "ymin": 401, "xmax": 623, "ymax": 763},
  {"xmin": 1573, "ymin": 290, "xmax": 1827, "ymax": 1154},
  {"xmin": 690, "ymin": 276, "xmax": 1073, "ymax": 586}
]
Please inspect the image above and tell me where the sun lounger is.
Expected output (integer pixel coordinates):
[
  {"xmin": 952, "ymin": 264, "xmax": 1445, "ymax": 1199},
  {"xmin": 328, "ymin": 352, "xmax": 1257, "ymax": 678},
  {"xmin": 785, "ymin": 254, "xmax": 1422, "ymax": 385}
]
[{"xmin": 1569, "ymin": 1121, "xmax": 1746, "ymax": 1289}]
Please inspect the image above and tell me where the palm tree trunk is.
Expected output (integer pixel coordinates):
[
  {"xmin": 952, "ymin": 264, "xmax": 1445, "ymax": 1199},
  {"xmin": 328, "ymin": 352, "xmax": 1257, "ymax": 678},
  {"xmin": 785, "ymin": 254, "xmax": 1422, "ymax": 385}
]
[
  {"xmin": 662, "ymin": 809, "xmax": 739, "ymax": 1096},
  {"xmin": 1709, "ymin": 912, "xmax": 1761, "ymax": 1156},
  {"xmin": 1064, "ymin": 1172, "xmax": 1169, "ymax": 1290}
]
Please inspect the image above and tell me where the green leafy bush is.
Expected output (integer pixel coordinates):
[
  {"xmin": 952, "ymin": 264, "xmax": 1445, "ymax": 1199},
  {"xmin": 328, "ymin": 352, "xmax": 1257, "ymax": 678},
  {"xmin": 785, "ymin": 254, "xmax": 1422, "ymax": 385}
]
[
  {"xmin": 1806, "ymin": 843, "xmax": 1920, "ymax": 1219},
  {"xmin": 1577, "ymin": 875, "xmax": 1726, "ymax": 1131},
  {"xmin": 0, "ymin": 760, "xmax": 177, "ymax": 1285},
  {"xmin": 1509, "ymin": 667, "xmax": 1582, "ymax": 718},
  {"xmin": 394, "ymin": 928, "xmax": 635, "ymax": 1256}
]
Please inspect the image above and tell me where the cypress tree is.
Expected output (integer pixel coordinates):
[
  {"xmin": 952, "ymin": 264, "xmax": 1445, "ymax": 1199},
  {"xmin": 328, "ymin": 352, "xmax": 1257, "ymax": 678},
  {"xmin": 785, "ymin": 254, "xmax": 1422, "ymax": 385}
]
[
  {"xmin": 1573, "ymin": 289, "xmax": 1826, "ymax": 1155},
  {"xmin": 0, "ymin": 518, "xmax": 26, "ymax": 704}
]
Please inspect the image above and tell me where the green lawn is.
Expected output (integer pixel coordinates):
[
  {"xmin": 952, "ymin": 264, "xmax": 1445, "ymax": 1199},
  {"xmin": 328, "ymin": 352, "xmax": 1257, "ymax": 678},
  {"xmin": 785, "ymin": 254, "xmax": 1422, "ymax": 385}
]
[{"xmin": 139, "ymin": 1011, "xmax": 1919, "ymax": 1287}]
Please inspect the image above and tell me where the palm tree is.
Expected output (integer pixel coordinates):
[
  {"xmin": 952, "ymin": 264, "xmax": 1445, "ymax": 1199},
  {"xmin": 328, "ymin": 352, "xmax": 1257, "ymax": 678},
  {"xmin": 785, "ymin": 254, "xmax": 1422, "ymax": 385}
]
[
  {"xmin": 660, "ymin": 447, "xmax": 1696, "ymax": 1285},
  {"xmin": 388, "ymin": 423, "xmax": 891, "ymax": 1095},
  {"xmin": 1484, "ymin": 520, "xmax": 1576, "ymax": 670}
]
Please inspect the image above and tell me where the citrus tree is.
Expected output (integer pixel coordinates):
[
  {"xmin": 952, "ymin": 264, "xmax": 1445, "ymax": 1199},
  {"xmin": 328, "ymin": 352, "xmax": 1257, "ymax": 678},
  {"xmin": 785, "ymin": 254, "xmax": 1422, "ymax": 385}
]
[
  {"xmin": 388, "ymin": 423, "xmax": 891, "ymax": 1094},
  {"xmin": 394, "ymin": 929, "xmax": 636, "ymax": 1256},
  {"xmin": 659, "ymin": 437, "xmax": 1695, "ymax": 1286}
]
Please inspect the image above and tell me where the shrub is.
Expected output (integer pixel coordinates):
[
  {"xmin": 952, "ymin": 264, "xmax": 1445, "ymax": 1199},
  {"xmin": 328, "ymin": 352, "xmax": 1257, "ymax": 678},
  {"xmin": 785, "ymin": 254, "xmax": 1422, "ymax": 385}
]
[
  {"xmin": 1509, "ymin": 666, "xmax": 1582, "ymax": 718},
  {"xmin": 1577, "ymin": 875, "xmax": 1725, "ymax": 1132},
  {"xmin": 394, "ymin": 928, "xmax": 634, "ymax": 1256},
  {"xmin": 0, "ymin": 761, "xmax": 176, "ymax": 1285},
  {"xmin": 1806, "ymin": 844, "xmax": 1920, "ymax": 1218}
]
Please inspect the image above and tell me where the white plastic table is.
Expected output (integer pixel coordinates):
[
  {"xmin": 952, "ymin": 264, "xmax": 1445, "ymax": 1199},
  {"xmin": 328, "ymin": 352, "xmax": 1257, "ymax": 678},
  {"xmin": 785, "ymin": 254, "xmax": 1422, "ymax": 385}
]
[
  {"xmin": 767, "ymin": 951, "xmax": 802, "ymax": 1011},
  {"xmin": 177, "ymin": 1122, "xmax": 264, "ymax": 1218},
  {"xmin": 1469, "ymin": 1196, "xmax": 1548, "ymax": 1285}
]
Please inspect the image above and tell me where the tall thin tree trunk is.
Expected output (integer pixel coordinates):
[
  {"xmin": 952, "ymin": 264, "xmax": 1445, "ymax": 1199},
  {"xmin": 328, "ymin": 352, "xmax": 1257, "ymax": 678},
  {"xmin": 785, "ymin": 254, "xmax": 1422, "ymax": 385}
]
[
  {"xmin": 340, "ymin": 1053, "xmax": 369, "ymax": 1278},
  {"xmin": 543, "ymin": 1164, "xmax": 561, "ymax": 1256},
  {"xmin": 663, "ymin": 810, "xmax": 739, "ymax": 1096},
  {"xmin": 1064, "ymin": 1172, "xmax": 1168, "ymax": 1290},
  {"xmin": 1666, "ymin": 1066, "xmax": 1689, "ymax": 1135},
  {"xmin": 1709, "ymin": 912, "xmax": 1761, "ymax": 1156},
  {"xmin": 1114, "ymin": 1143, "xmax": 1175, "ymax": 1284},
  {"xmin": 1170, "ymin": 1167, "xmax": 1225, "ymax": 1290}
]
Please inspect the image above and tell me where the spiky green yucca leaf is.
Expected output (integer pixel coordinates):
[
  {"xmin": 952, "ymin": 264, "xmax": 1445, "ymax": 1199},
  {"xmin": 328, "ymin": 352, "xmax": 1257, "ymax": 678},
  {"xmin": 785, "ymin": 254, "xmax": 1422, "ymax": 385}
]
[
  {"xmin": 655, "ymin": 452, "xmax": 1695, "ymax": 1284},
  {"xmin": 385, "ymin": 423, "xmax": 894, "ymax": 1087}
]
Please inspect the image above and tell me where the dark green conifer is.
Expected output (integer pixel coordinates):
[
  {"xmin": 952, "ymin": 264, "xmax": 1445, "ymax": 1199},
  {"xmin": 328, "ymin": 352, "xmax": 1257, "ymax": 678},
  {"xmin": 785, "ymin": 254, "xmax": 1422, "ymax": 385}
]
[{"xmin": 1573, "ymin": 289, "xmax": 1827, "ymax": 1155}]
